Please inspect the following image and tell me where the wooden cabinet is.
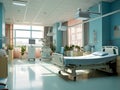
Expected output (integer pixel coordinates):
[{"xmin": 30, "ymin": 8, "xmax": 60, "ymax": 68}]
[
  {"xmin": 117, "ymin": 56, "xmax": 120, "ymax": 75},
  {"xmin": 65, "ymin": 51, "xmax": 83, "ymax": 56},
  {"xmin": 73, "ymin": 51, "xmax": 83, "ymax": 56},
  {"xmin": 0, "ymin": 56, "xmax": 8, "ymax": 78},
  {"xmin": 8, "ymin": 50, "xmax": 13, "ymax": 61},
  {"xmin": 83, "ymin": 52, "xmax": 91, "ymax": 56}
]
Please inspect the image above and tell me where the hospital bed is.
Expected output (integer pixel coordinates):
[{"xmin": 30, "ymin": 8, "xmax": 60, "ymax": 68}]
[{"xmin": 58, "ymin": 46, "xmax": 118, "ymax": 81}]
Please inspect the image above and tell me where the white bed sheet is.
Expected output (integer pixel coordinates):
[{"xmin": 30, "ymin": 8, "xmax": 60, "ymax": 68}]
[{"xmin": 63, "ymin": 53, "xmax": 117, "ymax": 66}]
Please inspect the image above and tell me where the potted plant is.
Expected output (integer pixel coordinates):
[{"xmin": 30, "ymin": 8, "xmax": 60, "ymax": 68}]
[
  {"xmin": 64, "ymin": 45, "xmax": 70, "ymax": 51},
  {"xmin": 64, "ymin": 45, "xmax": 69, "ymax": 56},
  {"xmin": 69, "ymin": 45, "xmax": 75, "ymax": 56},
  {"xmin": 50, "ymin": 44, "xmax": 56, "ymax": 52},
  {"xmin": 64, "ymin": 45, "xmax": 74, "ymax": 56},
  {"xmin": 7, "ymin": 44, "xmax": 14, "ymax": 61},
  {"xmin": 8, "ymin": 44, "xmax": 13, "ymax": 50},
  {"xmin": 69, "ymin": 45, "xmax": 74, "ymax": 51},
  {"xmin": 75, "ymin": 45, "xmax": 80, "ymax": 51},
  {"xmin": 74, "ymin": 45, "xmax": 83, "ymax": 56},
  {"xmin": 21, "ymin": 45, "xmax": 26, "ymax": 59}
]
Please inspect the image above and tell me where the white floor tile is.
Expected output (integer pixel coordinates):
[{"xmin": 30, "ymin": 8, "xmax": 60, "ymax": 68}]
[{"xmin": 7, "ymin": 59, "xmax": 120, "ymax": 90}]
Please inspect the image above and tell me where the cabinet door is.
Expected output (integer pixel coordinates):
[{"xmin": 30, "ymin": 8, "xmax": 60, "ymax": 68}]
[{"xmin": 117, "ymin": 56, "xmax": 120, "ymax": 75}]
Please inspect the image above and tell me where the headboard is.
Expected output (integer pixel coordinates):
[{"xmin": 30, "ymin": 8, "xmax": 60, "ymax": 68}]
[{"xmin": 102, "ymin": 46, "xmax": 119, "ymax": 55}]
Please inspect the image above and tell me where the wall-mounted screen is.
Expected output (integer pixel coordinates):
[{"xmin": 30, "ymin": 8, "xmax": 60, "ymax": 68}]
[{"xmin": 29, "ymin": 39, "xmax": 35, "ymax": 44}]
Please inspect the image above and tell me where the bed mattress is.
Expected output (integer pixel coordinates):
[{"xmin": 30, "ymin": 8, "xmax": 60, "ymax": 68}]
[{"xmin": 63, "ymin": 53, "xmax": 117, "ymax": 66}]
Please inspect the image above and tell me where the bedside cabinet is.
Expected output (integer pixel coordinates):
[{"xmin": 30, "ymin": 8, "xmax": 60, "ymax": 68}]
[
  {"xmin": 117, "ymin": 56, "xmax": 120, "ymax": 75},
  {"xmin": 73, "ymin": 51, "xmax": 83, "ymax": 56}
]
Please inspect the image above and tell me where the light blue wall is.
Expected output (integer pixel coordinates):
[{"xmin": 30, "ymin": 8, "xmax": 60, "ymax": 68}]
[
  {"xmin": 110, "ymin": 0, "xmax": 120, "ymax": 54},
  {"xmin": 0, "ymin": 3, "xmax": 5, "ymax": 48},
  {"xmin": 89, "ymin": 3, "xmax": 103, "ymax": 51},
  {"xmin": 53, "ymin": 23, "xmax": 63, "ymax": 53},
  {"xmin": 102, "ymin": 2, "xmax": 111, "ymax": 46},
  {"xmin": 88, "ymin": 0, "xmax": 120, "ymax": 54},
  {"xmin": 89, "ymin": 18, "xmax": 102, "ymax": 51}
]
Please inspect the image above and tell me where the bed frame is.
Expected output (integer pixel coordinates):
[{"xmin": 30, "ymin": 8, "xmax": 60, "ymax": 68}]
[{"xmin": 59, "ymin": 63, "xmax": 111, "ymax": 81}]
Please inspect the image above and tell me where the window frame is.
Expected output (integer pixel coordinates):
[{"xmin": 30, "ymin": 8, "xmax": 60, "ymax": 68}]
[
  {"xmin": 68, "ymin": 24, "xmax": 84, "ymax": 47},
  {"xmin": 13, "ymin": 24, "xmax": 44, "ymax": 47}
]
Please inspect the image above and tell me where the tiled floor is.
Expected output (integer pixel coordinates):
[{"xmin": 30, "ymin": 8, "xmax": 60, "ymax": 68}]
[{"xmin": 7, "ymin": 59, "xmax": 120, "ymax": 90}]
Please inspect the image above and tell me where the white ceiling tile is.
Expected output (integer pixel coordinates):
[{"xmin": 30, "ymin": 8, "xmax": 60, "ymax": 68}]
[{"xmin": 0, "ymin": 0, "xmax": 115, "ymax": 26}]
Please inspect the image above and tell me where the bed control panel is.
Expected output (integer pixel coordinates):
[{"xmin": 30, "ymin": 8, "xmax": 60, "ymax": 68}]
[{"xmin": 102, "ymin": 46, "xmax": 119, "ymax": 55}]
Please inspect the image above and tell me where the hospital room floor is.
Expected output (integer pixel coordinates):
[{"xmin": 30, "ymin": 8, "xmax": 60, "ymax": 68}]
[{"xmin": 7, "ymin": 59, "xmax": 120, "ymax": 90}]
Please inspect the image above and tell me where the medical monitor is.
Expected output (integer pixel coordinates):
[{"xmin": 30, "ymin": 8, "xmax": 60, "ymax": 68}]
[{"xmin": 29, "ymin": 39, "xmax": 35, "ymax": 44}]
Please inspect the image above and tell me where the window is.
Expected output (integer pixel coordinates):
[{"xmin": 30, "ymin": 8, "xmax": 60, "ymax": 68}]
[
  {"xmin": 14, "ymin": 25, "xmax": 31, "ymax": 30},
  {"xmin": 32, "ymin": 26, "xmax": 44, "ymax": 30},
  {"xmin": 32, "ymin": 31, "xmax": 43, "ymax": 38},
  {"xmin": 15, "ymin": 39, "xmax": 29, "ymax": 46},
  {"xmin": 13, "ymin": 24, "xmax": 44, "ymax": 46},
  {"xmin": 16, "ymin": 31, "xmax": 30, "ymax": 38},
  {"xmin": 68, "ymin": 24, "xmax": 83, "ymax": 47}
]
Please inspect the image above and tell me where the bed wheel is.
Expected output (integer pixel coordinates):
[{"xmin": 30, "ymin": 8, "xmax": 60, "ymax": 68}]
[
  {"xmin": 73, "ymin": 77, "xmax": 76, "ymax": 81},
  {"xmin": 58, "ymin": 71, "xmax": 61, "ymax": 74}
]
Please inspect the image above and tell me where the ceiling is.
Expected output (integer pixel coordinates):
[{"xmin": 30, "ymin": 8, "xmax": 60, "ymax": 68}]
[{"xmin": 0, "ymin": 0, "xmax": 114, "ymax": 26}]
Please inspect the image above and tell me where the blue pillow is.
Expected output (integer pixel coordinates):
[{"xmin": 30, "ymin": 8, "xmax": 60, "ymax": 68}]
[{"xmin": 92, "ymin": 51, "xmax": 108, "ymax": 56}]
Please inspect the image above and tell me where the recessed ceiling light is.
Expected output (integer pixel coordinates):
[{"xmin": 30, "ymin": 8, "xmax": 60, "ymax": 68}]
[{"xmin": 12, "ymin": 0, "xmax": 28, "ymax": 6}]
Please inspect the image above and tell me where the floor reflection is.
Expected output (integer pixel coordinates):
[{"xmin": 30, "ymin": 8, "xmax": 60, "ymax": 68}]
[{"xmin": 7, "ymin": 59, "xmax": 120, "ymax": 90}]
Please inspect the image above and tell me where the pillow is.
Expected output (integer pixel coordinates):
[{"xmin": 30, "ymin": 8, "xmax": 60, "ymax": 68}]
[{"xmin": 92, "ymin": 51, "xmax": 108, "ymax": 56}]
